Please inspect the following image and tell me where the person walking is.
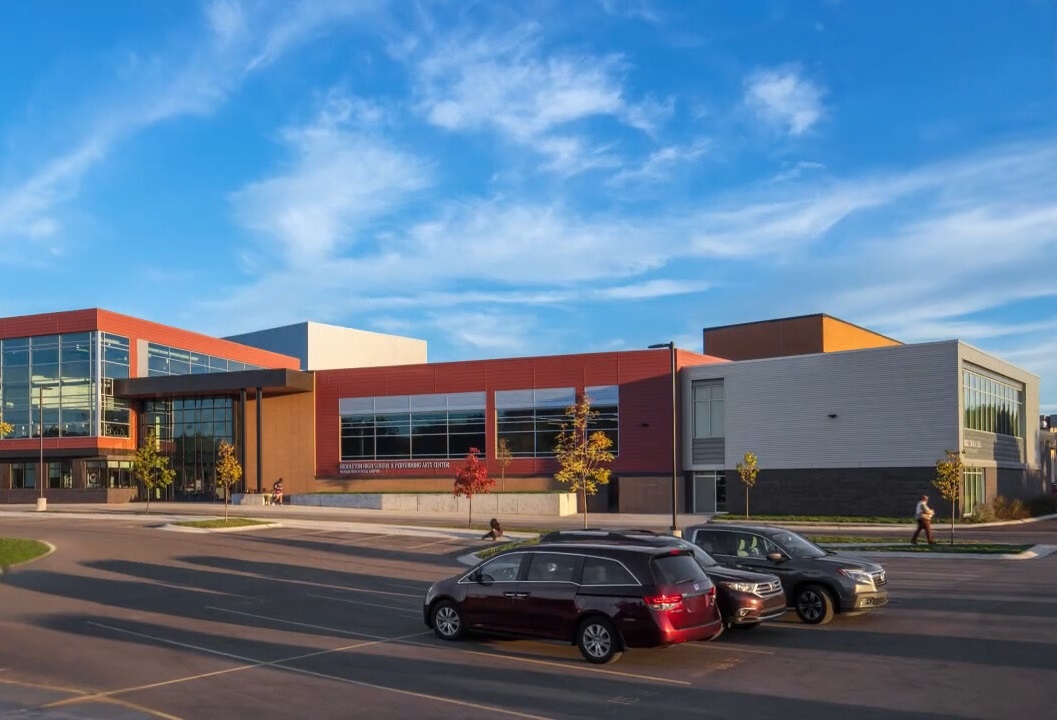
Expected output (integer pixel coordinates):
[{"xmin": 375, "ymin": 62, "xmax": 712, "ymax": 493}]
[
  {"xmin": 271, "ymin": 477, "xmax": 284, "ymax": 507},
  {"xmin": 911, "ymin": 494, "xmax": 935, "ymax": 544}
]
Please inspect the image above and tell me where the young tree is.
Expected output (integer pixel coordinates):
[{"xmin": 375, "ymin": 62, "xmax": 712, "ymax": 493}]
[
  {"xmin": 554, "ymin": 394, "xmax": 615, "ymax": 529},
  {"xmin": 0, "ymin": 417, "xmax": 12, "ymax": 439},
  {"xmin": 736, "ymin": 451, "xmax": 759, "ymax": 520},
  {"xmin": 131, "ymin": 430, "xmax": 175, "ymax": 514},
  {"xmin": 453, "ymin": 447, "xmax": 495, "ymax": 528},
  {"xmin": 933, "ymin": 449, "xmax": 964, "ymax": 546},
  {"xmin": 215, "ymin": 440, "xmax": 244, "ymax": 521},
  {"xmin": 495, "ymin": 437, "xmax": 514, "ymax": 492}
]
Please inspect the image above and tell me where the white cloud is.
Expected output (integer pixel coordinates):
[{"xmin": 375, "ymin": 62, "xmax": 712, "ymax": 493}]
[
  {"xmin": 231, "ymin": 94, "xmax": 432, "ymax": 265},
  {"xmin": 744, "ymin": 65, "xmax": 826, "ymax": 136},
  {"xmin": 410, "ymin": 27, "xmax": 664, "ymax": 174},
  {"xmin": 607, "ymin": 138, "xmax": 710, "ymax": 185}
]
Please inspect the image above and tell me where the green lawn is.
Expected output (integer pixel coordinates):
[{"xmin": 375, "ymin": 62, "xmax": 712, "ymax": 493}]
[
  {"xmin": 0, "ymin": 537, "xmax": 50, "ymax": 568},
  {"xmin": 712, "ymin": 514, "xmax": 911, "ymax": 524},
  {"xmin": 833, "ymin": 542, "xmax": 1031, "ymax": 554},
  {"xmin": 172, "ymin": 518, "xmax": 272, "ymax": 529},
  {"xmin": 474, "ymin": 537, "xmax": 540, "ymax": 560}
]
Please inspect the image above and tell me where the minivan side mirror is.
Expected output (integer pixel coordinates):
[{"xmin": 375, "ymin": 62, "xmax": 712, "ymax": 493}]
[{"xmin": 767, "ymin": 552, "xmax": 787, "ymax": 563}]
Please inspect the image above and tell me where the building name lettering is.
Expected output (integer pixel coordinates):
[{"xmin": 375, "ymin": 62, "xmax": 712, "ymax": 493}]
[
  {"xmin": 963, "ymin": 439, "xmax": 983, "ymax": 449},
  {"xmin": 339, "ymin": 460, "xmax": 452, "ymax": 475}
]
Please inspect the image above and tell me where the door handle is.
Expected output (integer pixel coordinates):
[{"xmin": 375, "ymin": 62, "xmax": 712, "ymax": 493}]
[{"xmin": 503, "ymin": 591, "xmax": 519, "ymax": 597}]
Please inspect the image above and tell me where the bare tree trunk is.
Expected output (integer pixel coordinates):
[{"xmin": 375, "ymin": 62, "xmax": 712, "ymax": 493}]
[
  {"xmin": 950, "ymin": 504, "xmax": 955, "ymax": 546},
  {"xmin": 468, "ymin": 496, "xmax": 473, "ymax": 528},
  {"xmin": 224, "ymin": 489, "xmax": 229, "ymax": 521},
  {"xmin": 745, "ymin": 486, "xmax": 750, "ymax": 520}
]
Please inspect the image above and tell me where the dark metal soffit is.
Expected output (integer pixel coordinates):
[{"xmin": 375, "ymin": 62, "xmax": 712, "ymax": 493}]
[{"xmin": 114, "ymin": 368, "xmax": 314, "ymax": 399}]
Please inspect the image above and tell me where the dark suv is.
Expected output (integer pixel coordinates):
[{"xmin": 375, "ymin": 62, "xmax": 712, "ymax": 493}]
[
  {"xmin": 424, "ymin": 543, "xmax": 723, "ymax": 664},
  {"xmin": 684, "ymin": 524, "xmax": 888, "ymax": 625},
  {"xmin": 540, "ymin": 529, "xmax": 786, "ymax": 630}
]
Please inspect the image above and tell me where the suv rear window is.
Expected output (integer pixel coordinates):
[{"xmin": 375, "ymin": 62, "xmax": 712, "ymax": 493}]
[{"xmin": 650, "ymin": 553, "xmax": 710, "ymax": 586}]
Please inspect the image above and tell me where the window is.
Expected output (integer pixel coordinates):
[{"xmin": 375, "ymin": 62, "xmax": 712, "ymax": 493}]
[
  {"xmin": 338, "ymin": 393, "xmax": 487, "ymax": 461},
  {"xmin": 650, "ymin": 554, "xmax": 709, "ymax": 585},
  {"xmin": 692, "ymin": 380, "xmax": 724, "ymax": 439},
  {"xmin": 48, "ymin": 461, "xmax": 73, "ymax": 489},
  {"xmin": 475, "ymin": 554, "xmax": 524, "ymax": 583},
  {"xmin": 11, "ymin": 462, "xmax": 36, "ymax": 489},
  {"xmin": 585, "ymin": 385, "xmax": 619, "ymax": 455},
  {"xmin": 581, "ymin": 557, "xmax": 637, "ymax": 586},
  {"xmin": 496, "ymin": 388, "xmax": 576, "ymax": 457},
  {"xmin": 694, "ymin": 530, "xmax": 738, "ymax": 556},
  {"xmin": 524, "ymin": 552, "xmax": 582, "ymax": 583},
  {"xmin": 964, "ymin": 467, "xmax": 985, "ymax": 516},
  {"xmin": 962, "ymin": 367, "xmax": 1023, "ymax": 438},
  {"xmin": 146, "ymin": 342, "xmax": 262, "ymax": 377}
]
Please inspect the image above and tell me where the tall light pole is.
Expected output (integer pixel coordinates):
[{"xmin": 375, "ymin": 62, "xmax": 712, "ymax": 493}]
[
  {"xmin": 38, "ymin": 384, "xmax": 56, "ymax": 511},
  {"xmin": 648, "ymin": 342, "xmax": 679, "ymax": 536}
]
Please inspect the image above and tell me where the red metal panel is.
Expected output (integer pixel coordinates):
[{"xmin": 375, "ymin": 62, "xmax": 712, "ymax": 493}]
[
  {"xmin": 314, "ymin": 349, "xmax": 728, "ymax": 478},
  {"xmin": 0, "ymin": 308, "xmax": 299, "ymax": 369}
]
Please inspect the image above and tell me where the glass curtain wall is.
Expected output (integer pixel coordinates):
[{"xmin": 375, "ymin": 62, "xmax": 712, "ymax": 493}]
[
  {"xmin": 142, "ymin": 397, "xmax": 236, "ymax": 499},
  {"xmin": 0, "ymin": 332, "xmax": 122, "ymax": 439},
  {"xmin": 962, "ymin": 368, "xmax": 1024, "ymax": 438},
  {"xmin": 495, "ymin": 388, "xmax": 576, "ymax": 457}
]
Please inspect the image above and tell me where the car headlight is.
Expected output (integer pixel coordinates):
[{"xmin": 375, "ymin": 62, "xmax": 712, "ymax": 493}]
[
  {"xmin": 720, "ymin": 581, "xmax": 756, "ymax": 593},
  {"xmin": 838, "ymin": 568, "xmax": 875, "ymax": 586}
]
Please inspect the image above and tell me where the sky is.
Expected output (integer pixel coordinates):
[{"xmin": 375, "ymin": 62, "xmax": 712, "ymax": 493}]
[{"xmin": 1, "ymin": 0, "xmax": 1056, "ymax": 412}]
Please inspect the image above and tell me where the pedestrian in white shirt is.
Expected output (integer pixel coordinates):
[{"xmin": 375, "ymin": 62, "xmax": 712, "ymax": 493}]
[{"xmin": 911, "ymin": 494, "xmax": 935, "ymax": 545}]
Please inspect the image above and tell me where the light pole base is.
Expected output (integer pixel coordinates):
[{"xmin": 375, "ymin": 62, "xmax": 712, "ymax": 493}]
[
  {"xmin": 36, "ymin": 497, "xmax": 47, "ymax": 512},
  {"xmin": 670, "ymin": 528, "xmax": 682, "ymax": 538}
]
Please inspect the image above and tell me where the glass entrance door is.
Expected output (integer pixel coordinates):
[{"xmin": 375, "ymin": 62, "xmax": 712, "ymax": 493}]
[{"xmin": 692, "ymin": 472, "xmax": 726, "ymax": 513}]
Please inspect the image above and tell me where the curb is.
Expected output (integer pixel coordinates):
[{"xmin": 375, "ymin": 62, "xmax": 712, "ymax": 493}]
[
  {"xmin": 829, "ymin": 544, "xmax": 1057, "ymax": 560},
  {"xmin": 0, "ymin": 539, "xmax": 57, "ymax": 575},
  {"xmin": 161, "ymin": 522, "xmax": 283, "ymax": 534},
  {"xmin": 710, "ymin": 512, "xmax": 1057, "ymax": 531}
]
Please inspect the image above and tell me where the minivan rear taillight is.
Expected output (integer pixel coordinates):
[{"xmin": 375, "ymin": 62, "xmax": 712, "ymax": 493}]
[{"xmin": 645, "ymin": 593, "xmax": 684, "ymax": 611}]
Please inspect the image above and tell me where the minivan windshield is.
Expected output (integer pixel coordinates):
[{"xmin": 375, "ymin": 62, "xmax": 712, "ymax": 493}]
[{"xmin": 769, "ymin": 530, "xmax": 828, "ymax": 559}]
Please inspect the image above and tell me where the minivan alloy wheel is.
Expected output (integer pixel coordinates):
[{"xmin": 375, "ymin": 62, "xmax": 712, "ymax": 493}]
[
  {"xmin": 432, "ymin": 601, "xmax": 465, "ymax": 640},
  {"xmin": 576, "ymin": 618, "xmax": 622, "ymax": 664}
]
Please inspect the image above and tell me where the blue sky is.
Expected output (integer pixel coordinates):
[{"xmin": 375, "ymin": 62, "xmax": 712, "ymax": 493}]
[{"xmin": 1, "ymin": 0, "xmax": 1056, "ymax": 412}]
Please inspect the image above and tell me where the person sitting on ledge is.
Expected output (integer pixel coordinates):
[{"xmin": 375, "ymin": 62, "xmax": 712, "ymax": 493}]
[{"xmin": 482, "ymin": 518, "xmax": 503, "ymax": 541}]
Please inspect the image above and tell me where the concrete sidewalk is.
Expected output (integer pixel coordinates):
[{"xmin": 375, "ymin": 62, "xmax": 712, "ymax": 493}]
[{"xmin": 4, "ymin": 501, "xmax": 1054, "ymax": 535}]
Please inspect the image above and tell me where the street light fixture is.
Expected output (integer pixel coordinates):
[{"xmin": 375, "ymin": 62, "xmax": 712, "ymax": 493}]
[
  {"xmin": 38, "ymin": 384, "xmax": 56, "ymax": 511},
  {"xmin": 648, "ymin": 342, "xmax": 680, "ymax": 536}
]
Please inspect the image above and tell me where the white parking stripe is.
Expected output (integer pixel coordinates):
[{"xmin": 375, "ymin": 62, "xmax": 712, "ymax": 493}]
[
  {"xmin": 83, "ymin": 622, "xmax": 556, "ymax": 720},
  {"xmin": 306, "ymin": 593, "xmax": 421, "ymax": 615}
]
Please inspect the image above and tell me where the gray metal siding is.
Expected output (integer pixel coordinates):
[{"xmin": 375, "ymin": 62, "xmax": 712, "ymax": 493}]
[{"xmin": 682, "ymin": 341, "xmax": 962, "ymax": 469}]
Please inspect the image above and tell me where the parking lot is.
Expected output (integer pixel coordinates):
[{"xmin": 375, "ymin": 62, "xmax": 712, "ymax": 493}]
[{"xmin": 1, "ymin": 514, "xmax": 1056, "ymax": 719}]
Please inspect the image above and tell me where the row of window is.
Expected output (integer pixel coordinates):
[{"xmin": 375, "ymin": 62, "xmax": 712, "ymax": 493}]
[
  {"xmin": 963, "ymin": 368, "xmax": 1024, "ymax": 438},
  {"xmin": 339, "ymin": 387, "xmax": 619, "ymax": 461},
  {"xmin": 146, "ymin": 342, "xmax": 261, "ymax": 377}
]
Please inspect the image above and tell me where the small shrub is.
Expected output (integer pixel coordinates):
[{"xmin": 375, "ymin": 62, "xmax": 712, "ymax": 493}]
[
  {"xmin": 965, "ymin": 502, "xmax": 995, "ymax": 524},
  {"xmin": 991, "ymin": 496, "xmax": 1030, "ymax": 520},
  {"xmin": 1026, "ymin": 494, "xmax": 1057, "ymax": 517}
]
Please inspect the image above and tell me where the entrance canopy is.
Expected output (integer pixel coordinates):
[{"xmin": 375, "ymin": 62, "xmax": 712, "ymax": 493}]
[{"xmin": 114, "ymin": 368, "xmax": 314, "ymax": 399}]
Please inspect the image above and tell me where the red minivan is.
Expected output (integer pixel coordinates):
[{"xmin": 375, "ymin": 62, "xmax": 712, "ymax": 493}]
[{"xmin": 424, "ymin": 542, "xmax": 723, "ymax": 663}]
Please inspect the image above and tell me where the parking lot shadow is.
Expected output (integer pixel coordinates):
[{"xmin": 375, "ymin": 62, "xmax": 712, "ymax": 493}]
[
  {"xmin": 232, "ymin": 532, "xmax": 471, "ymax": 565},
  {"xmin": 31, "ymin": 613, "xmax": 975, "ymax": 720}
]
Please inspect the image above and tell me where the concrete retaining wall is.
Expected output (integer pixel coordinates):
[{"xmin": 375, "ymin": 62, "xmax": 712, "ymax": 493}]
[{"xmin": 278, "ymin": 492, "xmax": 579, "ymax": 516}]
